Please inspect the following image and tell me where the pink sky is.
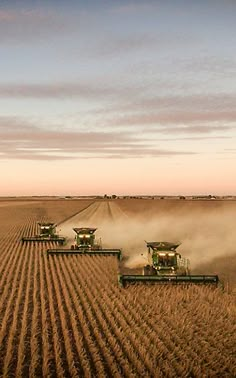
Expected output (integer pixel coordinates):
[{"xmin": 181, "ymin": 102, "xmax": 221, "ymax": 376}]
[{"xmin": 0, "ymin": 1, "xmax": 235, "ymax": 195}]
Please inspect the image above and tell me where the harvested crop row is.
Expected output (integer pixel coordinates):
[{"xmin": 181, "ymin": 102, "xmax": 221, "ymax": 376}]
[{"xmin": 0, "ymin": 199, "xmax": 236, "ymax": 377}]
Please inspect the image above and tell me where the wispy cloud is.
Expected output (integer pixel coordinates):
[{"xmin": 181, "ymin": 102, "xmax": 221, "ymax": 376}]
[
  {"xmin": 110, "ymin": 3, "xmax": 157, "ymax": 14},
  {"xmin": 0, "ymin": 116, "xmax": 196, "ymax": 160},
  {"xmin": 0, "ymin": 82, "xmax": 138, "ymax": 99},
  {"xmin": 164, "ymin": 135, "xmax": 231, "ymax": 141},
  {"xmin": 90, "ymin": 34, "xmax": 159, "ymax": 57},
  {"xmin": 127, "ymin": 94, "xmax": 236, "ymax": 111},
  {"xmin": 146, "ymin": 124, "xmax": 234, "ymax": 134},
  {"xmin": 1, "ymin": 82, "xmax": 236, "ymax": 115},
  {"xmin": 97, "ymin": 93, "xmax": 236, "ymax": 127},
  {"xmin": 106, "ymin": 111, "xmax": 236, "ymax": 128},
  {"xmin": 1, "ymin": 84, "xmax": 235, "ymax": 135},
  {"xmin": 0, "ymin": 9, "xmax": 72, "ymax": 44},
  {"xmin": 184, "ymin": 56, "xmax": 236, "ymax": 75}
]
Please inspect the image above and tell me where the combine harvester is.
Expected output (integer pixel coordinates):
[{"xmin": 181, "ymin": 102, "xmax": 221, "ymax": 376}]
[
  {"xmin": 47, "ymin": 227, "xmax": 122, "ymax": 260},
  {"xmin": 118, "ymin": 241, "xmax": 219, "ymax": 287},
  {"xmin": 22, "ymin": 222, "xmax": 66, "ymax": 245}
]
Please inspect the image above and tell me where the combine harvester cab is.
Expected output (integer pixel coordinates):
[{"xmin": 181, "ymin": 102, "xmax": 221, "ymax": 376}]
[
  {"xmin": 22, "ymin": 222, "xmax": 66, "ymax": 245},
  {"xmin": 71, "ymin": 227, "xmax": 100, "ymax": 250},
  {"xmin": 47, "ymin": 227, "xmax": 122, "ymax": 260},
  {"xmin": 119, "ymin": 241, "xmax": 219, "ymax": 287},
  {"xmin": 144, "ymin": 242, "xmax": 189, "ymax": 276}
]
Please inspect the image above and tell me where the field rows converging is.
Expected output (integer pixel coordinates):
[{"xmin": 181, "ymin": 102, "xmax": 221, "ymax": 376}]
[{"xmin": 0, "ymin": 199, "xmax": 236, "ymax": 377}]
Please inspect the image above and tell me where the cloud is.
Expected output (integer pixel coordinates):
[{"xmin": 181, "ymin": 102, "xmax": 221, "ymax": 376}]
[
  {"xmin": 165, "ymin": 136, "xmax": 231, "ymax": 141},
  {"xmin": 0, "ymin": 116, "xmax": 195, "ymax": 160},
  {"xmin": 146, "ymin": 124, "xmax": 234, "ymax": 135},
  {"xmin": 89, "ymin": 34, "xmax": 159, "ymax": 57},
  {"xmin": 97, "ymin": 93, "xmax": 236, "ymax": 126},
  {"xmin": 133, "ymin": 94, "xmax": 236, "ymax": 111},
  {"xmin": 1, "ymin": 82, "xmax": 236, "ymax": 115},
  {"xmin": 97, "ymin": 93, "xmax": 236, "ymax": 128},
  {"xmin": 184, "ymin": 56, "xmax": 236, "ymax": 76},
  {"xmin": 0, "ymin": 9, "xmax": 73, "ymax": 44},
  {"xmin": 106, "ymin": 111, "xmax": 236, "ymax": 128},
  {"xmin": 110, "ymin": 2, "xmax": 157, "ymax": 14},
  {"xmin": 1, "ymin": 84, "xmax": 235, "ymax": 138},
  {"xmin": 0, "ymin": 82, "xmax": 138, "ymax": 99}
]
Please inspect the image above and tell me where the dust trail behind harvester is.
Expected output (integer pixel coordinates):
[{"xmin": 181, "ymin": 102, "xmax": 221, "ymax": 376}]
[
  {"xmin": 119, "ymin": 201, "xmax": 236, "ymax": 290},
  {"xmin": 58, "ymin": 200, "xmax": 236, "ymax": 288},
  {"xmin": 103, "ymin": 201, "xmax": 236, "ymax": 284}
]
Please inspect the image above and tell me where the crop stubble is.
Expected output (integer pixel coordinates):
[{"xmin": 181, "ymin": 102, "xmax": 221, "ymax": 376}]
[{"xmin": 0, "ymin": 198, "xmax": 236, "ymax": 377}]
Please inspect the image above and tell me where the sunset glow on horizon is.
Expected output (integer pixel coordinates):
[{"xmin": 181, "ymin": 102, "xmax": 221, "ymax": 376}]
[{"xmin": 0, "ymin": 0, "xmax": 235, "ymax": 196}]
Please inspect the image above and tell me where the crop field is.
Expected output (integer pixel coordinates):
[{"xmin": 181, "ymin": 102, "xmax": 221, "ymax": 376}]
[{"xmin": 0, "ymin": 198, "xmax": 236, "ymax": 377}]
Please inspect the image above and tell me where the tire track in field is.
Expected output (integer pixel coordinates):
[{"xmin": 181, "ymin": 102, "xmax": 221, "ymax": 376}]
[
  {"xmin": 107, "ymin": 201, "xmax": 129, "ymax": 222},
  {"xmin": 56, "ymin": 201, "xmax": 96, "ymax": 226},
  {"xmin": 58, "ymin": 201, "xmax": 129, "ymax": 247},
  {"xmin": 57, "ymin": 202, "xmax": 101, "ymax": 242}
]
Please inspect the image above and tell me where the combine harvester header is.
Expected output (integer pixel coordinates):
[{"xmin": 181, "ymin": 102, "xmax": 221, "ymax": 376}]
[
  {"xmin": 119, "ymin": 241, "xmax": 219, "ymax": 287},
  {"xmin": 22, "ymin": 222, "xmax": 66, "ymax": 245},
  {"xmin": 47, "ymin": 227, "xmax": 122, "ymax": 260},
  {"xmin": 119, "ymin": 273, "xmax": 219, "ymax": 287}
]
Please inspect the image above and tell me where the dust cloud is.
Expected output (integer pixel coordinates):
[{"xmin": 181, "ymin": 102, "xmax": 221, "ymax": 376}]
[
  {"xmin": 100, "ymin": 211, "xmax": 235, "ymax": 267},
  {"xmin": 58, "ymin": 200, "xmax": 236, "ymax": 283}
]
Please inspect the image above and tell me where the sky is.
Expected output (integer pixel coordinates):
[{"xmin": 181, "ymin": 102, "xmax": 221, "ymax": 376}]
[{"xmin": 0, "ymin": 0, "xmax": 236, "ymax": 196}]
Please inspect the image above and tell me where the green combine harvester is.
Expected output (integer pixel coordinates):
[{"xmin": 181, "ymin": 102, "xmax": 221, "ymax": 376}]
[
  {"xmin": 118, "ymin": 241, "xmax": 219, "ymax": 287},
  {"xmin": 22, "ymin": 222, "xmax": 66, "ymax": 245},
  {"xmin": 47, "ymin": 227, "xmax": 122, "ymax": 260}
]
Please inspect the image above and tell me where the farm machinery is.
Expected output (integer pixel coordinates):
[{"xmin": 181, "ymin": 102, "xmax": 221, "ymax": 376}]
[
  {"xmin": 118, "ymin": 241, "xmax": 219, "ymax": 287},
  {"xmin": 47, "ymin": 227, "xmax": 122, "ymax": 260},
  {"xmin": 22, "ymin": 222, "xmax": 66, "ymax": 245}
]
